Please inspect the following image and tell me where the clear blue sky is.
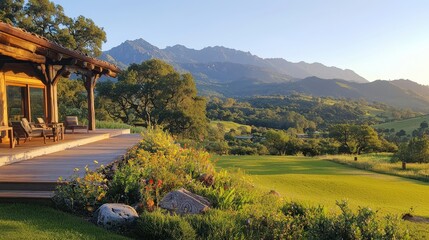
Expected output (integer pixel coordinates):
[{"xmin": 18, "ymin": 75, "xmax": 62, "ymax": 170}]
[{"xmin": 52, "ymin": 0, "xmax": 429, "ymax": 85}]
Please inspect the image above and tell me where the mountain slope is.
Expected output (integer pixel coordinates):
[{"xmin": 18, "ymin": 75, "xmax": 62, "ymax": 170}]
[
  {"xmin": 101, "ymin": 38, "xmax": 367, "ymax": 83},
  {"xmin": 100, "ymin": 39, "xmax": 429, "ymax": 111}
]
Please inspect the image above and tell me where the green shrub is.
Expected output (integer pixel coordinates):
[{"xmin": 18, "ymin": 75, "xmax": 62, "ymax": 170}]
[
  {"xmin": 96, "ymin": 120, "xmax": 146, "ymax": 133},
  {"xmin": 53, "ymin": 164, "xmax": 107, "ymax": 214},
  {"xmin": 186, "ymin": 209, "xmax": 245, "ymax": 240},
  {"xmin": 136, "ymin": 210, "xmax": 196, "ymax": 240}
]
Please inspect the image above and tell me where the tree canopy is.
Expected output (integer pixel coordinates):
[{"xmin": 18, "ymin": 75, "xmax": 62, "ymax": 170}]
[
  {"xmin": 1, "ymin": 0, "xmax": 106, "ymax": 56},
  {"xmin": 97, "ymin": 59, "xmax": 208, "ymax": 139},
  {"xmin": 329, "ymin": 124, "xmax": 382, "ymax": 154}
]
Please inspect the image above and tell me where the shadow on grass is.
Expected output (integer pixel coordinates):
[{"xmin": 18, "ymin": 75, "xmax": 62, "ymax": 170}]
[
  {"xmin": 217, "ymin": 157, "xmax": 367, "ymax": 176},
  {"xmin": 0, "ymin": 203, "xmax": 128, "ymax": 240}
]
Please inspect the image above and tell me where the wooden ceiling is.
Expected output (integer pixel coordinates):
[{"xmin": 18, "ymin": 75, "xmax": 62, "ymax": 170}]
[{"xmin": 0, "ymin": 22, "xmax": 120, "ymax": 78}]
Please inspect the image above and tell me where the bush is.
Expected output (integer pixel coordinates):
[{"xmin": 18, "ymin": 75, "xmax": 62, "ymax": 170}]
[
  {"xmin": 135, "ymin": 210, "xmax": 196, "ymax": 240},
  {"xmin": 53, "ymin": 164, "xmax": 107, "ymax": 214},
  {"xmin": 96, "ymin": 120, "xmax": 146, "ymax": 133},
  {"xmin": 185, "ymin": 210, "xmax": 245, "ymax": 240}
]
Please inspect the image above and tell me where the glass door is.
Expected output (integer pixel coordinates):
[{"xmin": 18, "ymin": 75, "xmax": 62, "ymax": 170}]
[
  {"xmin": 6, "ymin": 85, "xmax": 25, "ymax": 122},
  {"xmin": 30, "ymin": 87, "xmax": 45, "ymax": 122}
]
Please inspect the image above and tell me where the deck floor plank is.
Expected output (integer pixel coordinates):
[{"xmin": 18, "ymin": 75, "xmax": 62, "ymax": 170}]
[{"xmin": 0, "ymin": 134, "xmax": 141, "ymax": 183}]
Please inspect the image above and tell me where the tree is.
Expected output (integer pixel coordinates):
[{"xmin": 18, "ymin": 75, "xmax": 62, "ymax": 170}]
[
  {"xmin": 329, "ymin": 124, "xmax": 382, "ymax": 154},
  {"xmin": 329, "ymin": 124, "xmax": 354, "ymax": 154},
  {"xmin": 394, "ymin": 136, "xmax": 429, "ymax": 169},
  {"xmin": 351, "ymin": 125, "xmax": 382, "ymax": 154},
  {"xmin": 57, "ymin": 78, "xmax": 87, "ymax": 120},
  {"xmin": 0, "ymin": 0, "xmax": 24, "ymax": 25},
  {"xmin": 264, "ymin": 129, "xmax": 290, "ymax": 155},
  {"xmin": 2, "ymin": 0, "xmax": 106, "ymax": 56},
  {"xmin": 98, "ymin": 59, "xmax": 208, "ymax": 139}
]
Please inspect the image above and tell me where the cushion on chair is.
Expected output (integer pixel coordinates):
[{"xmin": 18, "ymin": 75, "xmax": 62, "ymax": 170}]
[{"xmin": 21, "ymin": 118, "xmax": 32, "ymax": 133}]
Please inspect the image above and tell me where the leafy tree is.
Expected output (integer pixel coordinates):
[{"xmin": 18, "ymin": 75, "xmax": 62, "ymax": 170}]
[
  {"xmin": 2, "ymin": 0, "xmax": 106, "ymax": 56},
  {"xmin": 98, "ymin": 59, "xmax": 208, "ymax": 139},
  {"xmin": 329, "ymin": 124, "xmax": 382, "ymax": 154},
  {"xmin": 329, "ymin": 124, "xmax": 354, "ymax": 153},
  {"xmin": 57, "ymin": 78, "xmax": 87, "ymax": 121},
  {"xmin": 0, "ymin": 0, "xmax": 24, "ymax": 24},
  {"xmin": 351, "ymin": 125, "xmax": 382, "ymax": 154},
  {"xmin": 394, "ymin": 136, "xmax": 429, "ymax": 169},
  {"xmin": 264, "ymin": 129, "xmax": 290, "ymax": 155}
]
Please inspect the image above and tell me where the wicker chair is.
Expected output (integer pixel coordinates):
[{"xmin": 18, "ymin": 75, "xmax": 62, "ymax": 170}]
[
  {"xmin": 64, "ymin": 116, "xmax": 88, "ymax": 133},
  {"xmin": 11, "ymin": 121, "xmax": 47, "ymax": 145}
]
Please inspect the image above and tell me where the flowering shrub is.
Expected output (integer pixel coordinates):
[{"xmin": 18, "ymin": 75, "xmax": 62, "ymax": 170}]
[{"xmin": 53, "ymin": 163, "xmax": 107, "ymax": 213}]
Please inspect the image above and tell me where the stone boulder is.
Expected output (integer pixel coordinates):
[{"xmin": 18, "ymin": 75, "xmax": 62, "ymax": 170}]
[
  {"xmin": 94, "ymin": 203, "xmax": 139, "ymax": 231},
  {"xmin": 160, "ymin": 188, "xmax": 211, "ymax": 214}
]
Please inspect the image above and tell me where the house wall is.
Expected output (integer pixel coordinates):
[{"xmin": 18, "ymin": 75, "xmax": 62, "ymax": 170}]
[{"xmin": 0, "ymin": 63, "xmax": 46, "ymax": 142}]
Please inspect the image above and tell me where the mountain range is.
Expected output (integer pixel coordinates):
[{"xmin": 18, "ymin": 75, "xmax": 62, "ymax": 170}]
[{"xmin": 101, "ymin": 39, "xmax": 429, "ymax": 112}]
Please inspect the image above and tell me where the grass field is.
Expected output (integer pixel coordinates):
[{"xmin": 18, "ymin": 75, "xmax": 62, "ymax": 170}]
[
  {"xmin": 0, "ymin": 204, "xmax": 128, "ymax": 240},
  {"xmin": 326, "ymin": 153, "xmax": 429, "ymax": 182},
  {"xmin": 374, "ymin": 114, "xmax": 429, "ymax": 134},
  {"xmin": 215, "ymin": 155, "xmax": 429, "ymax": 237},
  {"xmin": 210, "ymin": 120, "xmax": 252, "ymax": 133}
]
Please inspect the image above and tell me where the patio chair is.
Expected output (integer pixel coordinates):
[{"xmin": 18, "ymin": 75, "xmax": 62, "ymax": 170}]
[
  {"xmin": 36, "ymin": 117, "xmax": 64, "ymax": 142},
  {"xmin": 64, "ymin": 116, "xmax": 88, "ymax": 133},
  {"xmin": 11, "ymin": 121, "xmax": 47, "ymax": 145},
  {"xmin": 21, "ymin": 117, "xmax": 43, "ymax": 131}
]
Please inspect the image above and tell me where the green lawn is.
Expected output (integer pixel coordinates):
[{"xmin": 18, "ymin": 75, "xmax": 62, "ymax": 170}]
[
  {"xmin": 0, "ymin": 203, "xmax": 129, "ymax": 240},
  {"xmin": 215, "ymin": 155, "xmax": 429, "ymax": 237},
  {"xmin": 210, "ymin": 120, "xmax": 252, "ymax": 133},
  {"xmin": 374, "ymin": 114, "xmax": 429, "ymax": 134}
]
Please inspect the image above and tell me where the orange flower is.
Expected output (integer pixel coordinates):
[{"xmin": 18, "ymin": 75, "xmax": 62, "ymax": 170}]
[
  {"xmin": 157, "ymin": 179, "xmax": 163, "ymax": 187},
  {"xmin": 149, "ymin": 179, "xmax": 154, "ymax": 185}
]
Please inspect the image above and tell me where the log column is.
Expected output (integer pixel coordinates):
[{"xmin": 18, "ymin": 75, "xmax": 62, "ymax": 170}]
[
  {"xmin": 40, "ymin": 64, "xmax": 66, "ymax": 123},
  {"xmin": 84, "ymin": 73, "xmax": 100, "ymax": 131}
]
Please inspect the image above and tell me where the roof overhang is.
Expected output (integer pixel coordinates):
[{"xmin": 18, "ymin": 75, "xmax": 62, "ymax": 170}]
[{"xmin": 0, "ymin": 22, "xmax": 120, "ymax": 78}]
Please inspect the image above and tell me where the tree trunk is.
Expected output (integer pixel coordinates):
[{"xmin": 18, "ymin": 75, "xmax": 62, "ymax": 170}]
[{"xmin": 402, "ymin": 161, "xmax": 406, "ymax": 170}]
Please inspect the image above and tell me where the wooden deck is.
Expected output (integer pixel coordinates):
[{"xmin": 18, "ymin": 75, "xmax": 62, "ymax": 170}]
[
  {"xmin": 0, "ymin": 131, "xmax": 142, "ymax": 201},
  {"xmin": 0, "ymin": 129, "xmax": 130, "ymax": 166}
]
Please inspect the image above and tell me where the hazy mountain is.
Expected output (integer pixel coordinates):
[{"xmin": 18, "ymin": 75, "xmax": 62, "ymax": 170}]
[
  {"xmin": 194, "ymin": 77, "xmax": 429, "ymax": 111},
  {"xmin": 101, "ymin": 38, "xmax": 367, "ymax": 83},
  {"xmin": 389, "ymin": 79, "xmax": 429, "ymax": 101},
  {"xmin": 101, "ymin": 39, "xmax": 429, "ymax": 111}
]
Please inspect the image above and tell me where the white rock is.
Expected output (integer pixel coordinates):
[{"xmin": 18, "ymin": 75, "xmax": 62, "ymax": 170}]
[{"xmin": 94, "ymin": 203, "xmax": 138, "ymax": 231}]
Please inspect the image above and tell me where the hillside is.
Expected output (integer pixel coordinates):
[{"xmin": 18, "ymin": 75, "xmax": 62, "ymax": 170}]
[
  {"xmin": 374, "ymin": 114, "xmax": 429, "ymax": 135},
  {"xmin": 102, "ymin": 38, "xmax": 367, "ymax": 83},
  {"xmin": 101, "ymin": 39, "xmax": 429, "ymax": 112}
]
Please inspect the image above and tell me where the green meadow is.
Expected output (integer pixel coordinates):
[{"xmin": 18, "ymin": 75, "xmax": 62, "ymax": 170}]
[
  {"xmin": 374, "ymin": 114, "xmax": 429, "ymax": 134},
  {"xmin": 215, "ymin": 155, "xmax": 429, "ymax": 237},
  {"xmin": 209, "ymin": 120, "xmax": 252, "ymax": 133}
]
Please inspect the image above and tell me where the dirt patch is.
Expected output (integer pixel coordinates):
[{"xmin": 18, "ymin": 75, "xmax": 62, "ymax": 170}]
[{"xmin": 402, "ymin": 213, "xmax": 429, "ymax": 223}]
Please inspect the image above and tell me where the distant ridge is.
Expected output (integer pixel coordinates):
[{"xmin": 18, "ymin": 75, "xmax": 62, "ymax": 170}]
[
  {"xmin": 102, "ymin": 38, "xmax": 368, "ymax": 83},
  {"xmin": 101, "ymin": 39, "xmax": 429, "ymax": 112}
]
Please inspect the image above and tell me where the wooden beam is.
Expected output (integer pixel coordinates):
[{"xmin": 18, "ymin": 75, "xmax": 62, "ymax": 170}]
[
  {"xmin": 0, "ymin": 44, "xmax": 45, "ymax": 63},
  {"xmin": 86, "ymin": 62, "xmax": 95, "ymax": 70},
  {"xmin": 0, "ymin": 33, "xmax": 37, "ymax": 53},
  {"xmin": 93, "ymin": 66, "xmax": 103, "ymax": 73},
  {"xmin": 61, "ymin": 70, "xmax": 71, "ymax": 78}
]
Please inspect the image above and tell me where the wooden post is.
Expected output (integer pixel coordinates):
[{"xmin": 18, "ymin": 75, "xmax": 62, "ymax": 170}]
[
  {"xmin": 40, "ymin": 64, "xmax": 66, "ymax": 123},
  {"xmin": 84, "ymin": 73, "xmax": 100, "ymax": 131}
]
